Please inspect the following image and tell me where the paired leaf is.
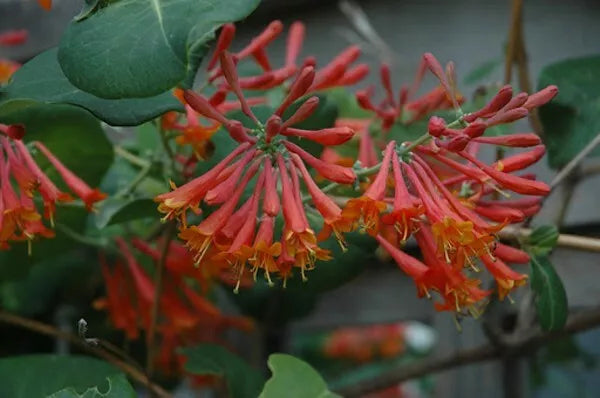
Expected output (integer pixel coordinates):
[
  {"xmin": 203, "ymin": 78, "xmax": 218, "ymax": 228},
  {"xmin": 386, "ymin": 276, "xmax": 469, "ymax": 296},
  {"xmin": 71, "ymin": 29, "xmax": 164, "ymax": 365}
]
[
  {"xmin": 527, "ymin": 225, "xmax": 559, "ymax": 256},
  {"xmin": 537, "ymin": 56, "xmax": 600, "ymax": 168},
  {"xmin": 179, "ymin": 344, "xmax": 265, "ymax": 398},
  {"xmin": 260, "ymin": 354, "xmax": 340, "ymax": 398},
  {"xmin": 58, "ymin": 0, "xmax": 261, "ymax": 99},
  {"xmin": 0, "ymin": 48, "xmax": 182, "ymax": 126},
  {"xmin": 0, "ymin": 355, "xmax": 131, "ymax": 397},
  {"xmin": 529, "ymin": 255, "xmax": 568, "ymax": 331}
]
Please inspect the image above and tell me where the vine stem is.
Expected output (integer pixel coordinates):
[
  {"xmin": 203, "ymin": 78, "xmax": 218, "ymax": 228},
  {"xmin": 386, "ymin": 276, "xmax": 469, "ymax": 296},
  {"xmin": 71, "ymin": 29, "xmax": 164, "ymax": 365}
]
[
  {"xmin": 336, "ymin": 305, "xmax": 600, "ymax": 397},
  {"xmin": 114, "ymin": 146, "xmax": 151, "ymax": 169},
  {"xmin": 0, "ymin": 310, "xmax": 172, "ymax": 398},
  {"xmin": 145, "ymin": 221, "xmax": 177, "ymax": 383}
]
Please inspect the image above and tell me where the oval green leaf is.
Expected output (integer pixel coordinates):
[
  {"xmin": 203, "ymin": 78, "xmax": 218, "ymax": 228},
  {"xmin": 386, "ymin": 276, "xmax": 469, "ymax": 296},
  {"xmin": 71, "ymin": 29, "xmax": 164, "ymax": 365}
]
[
  {"xmin": 260, "ymin": 354, "xmax": 340, "ymax": 398},
  {"xmin": 529, "ymin": 255, "xmax": 568, "ymax": 331},
  {"xmin": 58, "ymin": 0, "xmax": 260, "ymax": 99},
  {"xmin": 0, "ymin": 48, "xmax": 182, "ymax": 126}
]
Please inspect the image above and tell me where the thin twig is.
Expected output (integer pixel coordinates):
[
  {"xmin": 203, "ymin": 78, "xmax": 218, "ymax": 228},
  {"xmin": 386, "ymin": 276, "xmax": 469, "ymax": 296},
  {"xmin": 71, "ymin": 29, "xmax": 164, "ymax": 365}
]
[
  {"xmin": 550, "ymin": 133, "xmax": 600, "ymax": 189},
  {"xmin": 500, "ymin": 226, "xmax": 600, "ymax": 253},
  {"xmin": 0, "ymin": 310, "xmax": 172, "ymax": 398},
  {"xmin": 338, "ymin": 0, "xmax": 398, "ymax": 65},
  {"xmin": 337, "ymin": 305, "xmax": 600, "ymax": 397},
  {"xmin": 114, "ymin": 146, "xmax": 152, "ymax": 169},
  {"xmin": 145, "ymin": 221, "xmax": 177, "ymax": 382}
]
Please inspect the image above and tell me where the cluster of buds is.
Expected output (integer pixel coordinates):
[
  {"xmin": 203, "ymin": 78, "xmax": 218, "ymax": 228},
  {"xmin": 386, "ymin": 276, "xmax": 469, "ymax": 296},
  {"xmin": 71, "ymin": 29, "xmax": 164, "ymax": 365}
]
[
  {"xmin": 156, "ymin": 50, "xmax": 361, "ymax": 289},
  {"xmin": 95, "ymin": 238, "xmax": 253, "ymax": 375},
  {"xmin": 205, "ymin": 20, "xmax": 368, "ymax": 104},
  {"xmin": 0, "ymin": 131, "xmax": 106, "ymax": 251},
  {"xmin": 323, "ymin": 323, "xmax": 406, "ymax": 363},
  {"xmin": 356, "ymin": 53, "xmax": 462, "ymax": 132}
]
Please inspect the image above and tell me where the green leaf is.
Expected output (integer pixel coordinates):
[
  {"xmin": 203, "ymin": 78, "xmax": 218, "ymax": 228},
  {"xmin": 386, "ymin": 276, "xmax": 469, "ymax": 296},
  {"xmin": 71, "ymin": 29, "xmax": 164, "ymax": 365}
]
[
  {"xmin": 48, "ymin": 374, "xmax": 135, "ymax": 398},
  {"xmin": 260, "ymin": 354, "xmax": 340, "ymax": 398},
  {"xmin": 58, "ymin": 0, "xmax": 261, "ymax": 99},
  {"xmin": 0, "ymin": 254, "xmax": 91, "ymax": 316},
  {"xmin": 462, "ymin": 58, "xmax": 502, "ymax": 85},
  {"xmin": 537, "ymin": 56, "xmax": 600, "ymax": 168},
  {"xmin": 0, "ymin": 355, "xmax": 130, "ymax": 397},
  {"xmin": 527, "ymin": 225, "xmax": 559, "ymax": 256},
  {"xmin": 529, "ymin": 255, "xmax": 568, "ymax": 331},
  {"xmin": 179, "ymin": 344, "xmax": 265, "ymax": 398},
  {"xmin": 0, "ymin": 48, "xmax": 182, "ymax": 126},
  {"xmin": 94, "ymin": 198, "xmax": 157, "ymax": 229}
]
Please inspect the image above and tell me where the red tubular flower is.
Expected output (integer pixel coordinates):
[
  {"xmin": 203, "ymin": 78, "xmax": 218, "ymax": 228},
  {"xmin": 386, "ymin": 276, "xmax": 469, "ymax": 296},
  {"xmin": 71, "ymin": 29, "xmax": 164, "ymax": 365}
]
[
  {"xmin": 463, "ymin": 85, "xmax": 513, "ymax": 122},
  {"xmin": 281, "ymin": 96, "xmax": 320, "ymax": 128},
  {"xmin": 459, "ymin": 150, "xmax": 550, "ymax": 196},
  {"xmin": 342, "ymin": 141, "xmax": 395, "ymax": 236},
  {"xmin": 37, "ymin": 0, "xmax": 52, "ymax": 10},
  {"xmin": 0, "ymin": 30, "xmax": 28, "ymax": 46},
  {"xmin": 277, "ymin": 154, "xmax": 330, "ymax": 280},
  {"xmin": 286, "ymin": 22, "xmax": 305, "ymax": 66},
  {"xmin": 481, "ymin": 254, "xmax": 527, "ymax": 300},
  {"xmin": 281, "ymin": 126, "xmax": 354, "ymax": 146},
  {"xmin": 493, "ymin": 145, "xmax": 546, "ymax": 173},
  {"xmin": 0, "ymin": 124, "xmax": 25, "ymax": 140},
  {"xmin": 155, "ymin": 143, "xmax": 250, "ymax": 221},
  {"xmin": 494, "ymin": 243, "xmax": 530, "ymax": 264},
  {"xmin": 523, "ymin": 85, "xmax": 558, "ymax": 110},
  {"xmin": 262, "ymin": 158, "xmax": 280, "ymax": 216},
  {"xmin": 291, "ymin": 153, "xmax": 352, "ymax": 249},
  {"xmin": 381, "ymin": 153, "xmax": 423, "ymax": 242},
  {"xmin": 0, "ymin": 60, "xmax": 20, "ymax": 84},
  {"xmin": 375, "ymin": 234, "xmax": 427, "ymax": 280},
  {"xmin": 473, "ymin": 133, "xmax": 541, "ymax": 147},
  {"xmin": 34, "ymin": 142, "xmax": 107, "ymax": 210},
  {"xmin": 275, "ymin": 66, "xmax": 315, "ymax": 116},
  {"xmin": 284, "ymin": 141, "xmax": 356, "ymax": 184},
  {"xmin": 236, "ymin": 20, "xmax": 284, "ymax": 60},
  {"xmin": 179, "ymin": 161, "xmax": 258, "ymax": 264},
  {"xmin": 207, "ymin": 23, "xmax": 236, "ymax": 71}
]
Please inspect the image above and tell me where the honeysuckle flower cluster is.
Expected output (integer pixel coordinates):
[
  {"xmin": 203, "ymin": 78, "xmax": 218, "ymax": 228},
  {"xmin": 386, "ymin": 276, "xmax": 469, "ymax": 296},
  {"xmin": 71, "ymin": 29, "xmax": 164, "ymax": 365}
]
[
  {"xmin": 95, "ymin": 238, "xmax": 253, "ymax": 375},
  {"xmin": 157, "ymin": 50, "xmax": 359, "ymax": 289},
  {"xmin": 0, "ymin": 132, "xmax": 106, "ymax": 250},
  {"xmin": 154, "ymin": 20, "xmax": 558, "ymax": 315},
  {"xmin": 338, "ymin": 54, "xmax": 557, "ymax": 314}
]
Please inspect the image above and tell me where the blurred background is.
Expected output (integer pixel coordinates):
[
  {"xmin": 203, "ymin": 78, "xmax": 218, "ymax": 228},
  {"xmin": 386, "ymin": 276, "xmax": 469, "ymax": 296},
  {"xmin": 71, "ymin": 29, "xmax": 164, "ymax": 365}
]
[{"xmin": 2, "ymin": 0, "xmax": 600, "ymax": 397}]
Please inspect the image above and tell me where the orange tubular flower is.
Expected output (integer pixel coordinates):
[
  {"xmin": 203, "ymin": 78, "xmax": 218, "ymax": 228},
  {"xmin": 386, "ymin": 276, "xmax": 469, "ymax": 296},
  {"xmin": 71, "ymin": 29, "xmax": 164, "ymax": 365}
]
[
  {"xmin": 1, "ymin": 136, "xmax": 103, "ymax": 249},
  {"xmin": 381, "ymin": 153, "xmax": 423, "ymax": 242},
  {"xmin": 343, "ymin": 141, "xmax": 396, "ymax": 236},
  {"xmin": 291, "ymin": 153, "xmax": 353, "ymax": 249},
  {"xmin": 35, "ymin": 142, "xmax": 107, "ymax": 210},
  {"xmin": 96, "ymin": 238, "xmax": 253, "ymax": 376}
]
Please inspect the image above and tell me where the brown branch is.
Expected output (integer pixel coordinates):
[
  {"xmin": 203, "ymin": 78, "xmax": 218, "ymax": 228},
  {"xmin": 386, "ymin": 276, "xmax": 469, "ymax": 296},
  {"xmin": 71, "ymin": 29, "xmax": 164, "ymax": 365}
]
[
  {"xmin": 0, "ymin": 310, "xmax": 172, "ymax": 398},
  {"xmin": 337, "ymin": 306, "xmax": 600, "ymax": 397}
]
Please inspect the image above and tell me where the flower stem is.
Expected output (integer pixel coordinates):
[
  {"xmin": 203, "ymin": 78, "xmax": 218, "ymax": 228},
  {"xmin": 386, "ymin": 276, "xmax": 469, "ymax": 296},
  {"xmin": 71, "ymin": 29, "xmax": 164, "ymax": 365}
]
[
  {"xmin": 146, "ymin": 221, "xmax": 177, "ymax": 380},
  {"xmin": 114, "ymin": 146, "xmax": 151, "ymax": 169}
]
